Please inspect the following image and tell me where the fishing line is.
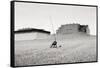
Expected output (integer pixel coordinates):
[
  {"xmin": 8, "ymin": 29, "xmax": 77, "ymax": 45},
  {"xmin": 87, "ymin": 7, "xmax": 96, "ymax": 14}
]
[{"xmin": 49, "ymin": 16, "xmax": 57, "ymax": 41}]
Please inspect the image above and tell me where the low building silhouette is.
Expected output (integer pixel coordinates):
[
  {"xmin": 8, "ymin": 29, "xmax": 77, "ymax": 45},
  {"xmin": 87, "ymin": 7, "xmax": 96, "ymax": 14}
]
[
  {"xmin": 56, "ymin": 24, "xmax": 90, "ymax": 34},
  {"xmin": 15, "ymin": 28, "xmax": 50, "ymax": 41}
]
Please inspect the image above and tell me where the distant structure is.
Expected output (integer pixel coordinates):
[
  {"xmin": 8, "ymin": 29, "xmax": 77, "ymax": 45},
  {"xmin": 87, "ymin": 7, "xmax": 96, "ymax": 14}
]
[
  {"xmin": 56, "ymin": 23, "xmax": 90, "ymax": 34},
  {"xmin": 15, "ymin": 28, "xmax": 50, "ymax": 41}
]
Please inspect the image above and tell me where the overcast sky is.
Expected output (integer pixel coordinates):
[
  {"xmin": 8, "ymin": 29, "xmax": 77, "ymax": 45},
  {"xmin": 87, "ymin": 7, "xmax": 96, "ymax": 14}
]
[{"xmin": 15, "ymin": 2, "xmax": 97, "ymax": 35}]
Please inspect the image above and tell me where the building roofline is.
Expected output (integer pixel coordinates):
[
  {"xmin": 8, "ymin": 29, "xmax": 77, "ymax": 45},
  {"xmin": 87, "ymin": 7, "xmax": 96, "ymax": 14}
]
[{"xmin": 14, "ymin": 28, "xmax": 50, "ymax": 34}]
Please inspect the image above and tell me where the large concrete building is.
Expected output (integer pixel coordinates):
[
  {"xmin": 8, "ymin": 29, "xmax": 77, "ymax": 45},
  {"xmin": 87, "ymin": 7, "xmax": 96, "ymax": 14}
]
[
  {"xmin": 15, "ymin": 28, "xmax": 50, "ymax": 41},
  {"xmin": 56, "ymin": 24, "xmax": 90, "ymax": 34}
]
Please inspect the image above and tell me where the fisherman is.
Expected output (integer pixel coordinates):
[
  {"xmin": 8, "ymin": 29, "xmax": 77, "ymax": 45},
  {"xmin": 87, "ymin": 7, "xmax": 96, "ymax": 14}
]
[{"xmin": 50, "ymin": 40, "xmax": 57, "ymax": 48}]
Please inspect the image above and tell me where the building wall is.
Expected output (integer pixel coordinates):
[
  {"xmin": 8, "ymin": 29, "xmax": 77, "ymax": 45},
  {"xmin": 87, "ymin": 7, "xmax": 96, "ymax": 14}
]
[
  {"xmin": 15, "ymin": 32, "xmax": 37, "ymax": 41},
  {"xmin": 86, "ymin": 27, "xmax": 90, "ymax": 34},
  {"xmin": 57, "ymin": 24, "xmax": 79, "ymax": 34},
  {"xmin": 37, "ymin": 32, "xmax": 50, "ymax": 39},
  {"xmin": 15, "ymin": 32, "xmax": 50, "ymax": 41}
]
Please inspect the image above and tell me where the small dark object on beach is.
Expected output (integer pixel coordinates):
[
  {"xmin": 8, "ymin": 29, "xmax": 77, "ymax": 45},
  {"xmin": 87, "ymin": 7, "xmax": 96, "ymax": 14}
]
[
  {"xmin": 50, "ymin": 41, "xmax": 57, "ymax": 48},
  {"xmin": 59, "ymin": 45, "xmax": 62, "ymax": 48}
]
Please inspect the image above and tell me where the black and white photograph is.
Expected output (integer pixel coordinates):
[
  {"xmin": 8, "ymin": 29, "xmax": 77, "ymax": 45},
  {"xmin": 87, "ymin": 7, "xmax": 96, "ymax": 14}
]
[{"xmin": 11, "ymin": 1, "xmax": 97, "ymax": 67}]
